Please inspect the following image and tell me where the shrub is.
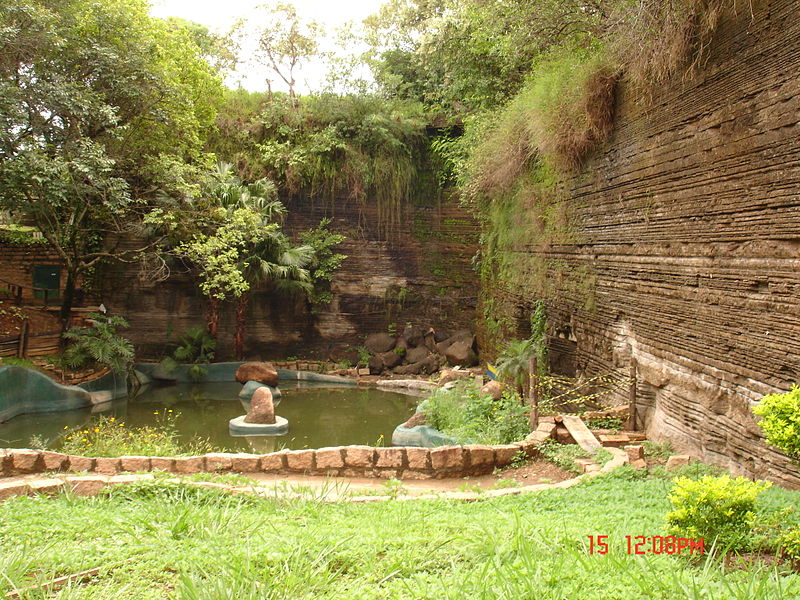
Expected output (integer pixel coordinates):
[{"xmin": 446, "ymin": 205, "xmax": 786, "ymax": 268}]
[
  {"xmin": 753, "ymin": 386, "xmax": 800, "ymax": 459},
  {"xmin": 778, "ymin": 527, "xmax": 800, "ymax": 566},
  {"xmin": 425, "ymin": 382, "xmax": 529, "ymax": 445},
  {"xmin": 537, "ymin": 439, "xmax": 588, "ymax": 475},
  {"xmin": 62, "ymin": 313, "xmax": 134, "ymax": 373},
  {"xmin": 160, "ymin": 326, "xmax": 217, "ymax": 382},
  {"xmin": 665, "ymin": 475, "xmax": 771, "ymax": 551},
  {"xmin": 58, "ymin": 413, "xmax": 216, "ymax": 458}
]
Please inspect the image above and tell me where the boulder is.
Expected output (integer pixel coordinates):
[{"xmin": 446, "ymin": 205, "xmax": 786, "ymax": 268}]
[
  {"xmin": 379, "ymin": 350, "xmax": 404, "ymax": 369},
  {"xmin": 328, "ymin": 346, "xmax": 360, "ymax": 366},
  {"xmin": 440, "ymin": 367, "xmax": 473, "ymax": 384},
  {"xmin": 405, "ymin": 346, "xmax": 431, "ymax": 364},
  {"xmin": 244, "ymin": 387, "xmax": 276, "ymax": 424},
  {"xmin": 395, "ymin": 355, "xmax": 439, "ymax": 376},
  {"xmin": 403, "ymin": 411, "xmax": 428, "ymax": 428},
  {"xmin": 235, "ymin": 362, "xmax": 278, "ymax": 387},
  {"xmin": 368, "ymin": 355, "xmax": 384, "ymax": 375},
  {"xmin": 401, "ymin": 325, "xmax": 426, "ymax": 348},
  {"xmin": 436, "ymin": 331, "xmax": 474, "ymax": 355},
  {"xmin": 364, "ymin": 333, "xmax": 396, "ymax": 354},
  {"xmin": 480, "ymin": 380, "xmax": 504, "ymax": 399},
  {"xmin": 445, "ymin": 340, "xmax": 478, "ymax": 367},
  {"xmin": 423, "ymin": 328, "xmax": 438, "ymax": 352},
  {"xmin": 433, "ymin": 329, "xmax": 449, "ymax": 343}
]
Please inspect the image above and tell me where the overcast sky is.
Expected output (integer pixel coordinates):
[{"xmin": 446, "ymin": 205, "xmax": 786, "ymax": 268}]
[{"xmin": 149, "ymin": 0, "xmax": 383, "ymax": 93}]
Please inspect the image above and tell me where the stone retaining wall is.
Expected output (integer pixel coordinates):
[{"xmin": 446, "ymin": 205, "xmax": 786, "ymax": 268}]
[{"xmin": 0, "ymin": 423, "xmax": 558, "ymax": 483}]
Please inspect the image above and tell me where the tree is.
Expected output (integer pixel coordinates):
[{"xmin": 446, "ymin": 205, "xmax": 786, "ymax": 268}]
[
  {"xmin": 250, "ymin": 2, "xmax": 323, "ymax": 105},
  {"xmin": 178, "ymin": 164, "xmax": 315, "ymax": 357},
  {"xmin": 0, "ymin": 0, "xmax": 222, "ymax": 327}
]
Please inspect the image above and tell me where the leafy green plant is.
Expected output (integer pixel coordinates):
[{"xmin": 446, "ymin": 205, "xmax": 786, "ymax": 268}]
[
  {"xmin": 491, "ymin": 478, "xmax": 522, "ymax": 490},
  {"xmin": 537, "ymin": 439, "xmax": 588, "ymax": 475},
  {"xmin": 753, "ymin": 386, "xmax": 800, "ymax": 459},
  {"xmin": 355, "ymin": 346, "xmax": 371, "ymax": 367},
  {"xmin": 425, "ymin": 381, "xmax": 529, "ymax": 445},
  {"xmin": 58, "ymin": 413, "xmax": 217, "ymax": 458},
  {"xmin": 161, "ymin": 325, "xmax": 216, "ymax": 382},
  {"xmin": 62, "ymin": 313, "xmax": 134, "ymax": 373},
  {"xmin": 298, "ymin": 218, "xmax": 347, "ymax": 306},
  {"xmin": 495, "ymin": 301, "xmax": 548, "ymax": 394},
  {"xmin": 584, "ymin": 416, "xmax": 624, "ymax": 431},
  {"xmin": 643, "ymin": 440, "xmax": 673, "ymax": 460},
  {"xmin": 778, "ymin": 527, "xmax": 800, "ymax": 566},
  {"xmin": 665, "ymin": 475, "xmax": 772, "ymax": 551}
]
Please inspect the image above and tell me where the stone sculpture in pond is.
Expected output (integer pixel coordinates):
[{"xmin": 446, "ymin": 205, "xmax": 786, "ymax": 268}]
[{"xmin": 230, "ymin": 362, "xmax": 288, "ymax": 435}]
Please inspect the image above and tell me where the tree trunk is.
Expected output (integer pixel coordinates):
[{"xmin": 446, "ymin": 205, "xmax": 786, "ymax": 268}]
[
  {"xmin": 207, "ymin": 296, "xmax": 220, "ymax": 339},
  {"xmin": 59, "ymin": 268, "xmax": 78, "ymax": 335},
  {"xmin": 234, "ymin": 291, "xmax": 249, "ymax": 360}
]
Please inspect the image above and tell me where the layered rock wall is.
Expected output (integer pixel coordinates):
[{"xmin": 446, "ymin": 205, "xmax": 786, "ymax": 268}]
[
  {"xmin": 515, "ymin": 0, "xmax": 800, "ymax": 485},
  {"xmin": 101, "ymin": 196, "xmax": 478, "ymax": 359}
]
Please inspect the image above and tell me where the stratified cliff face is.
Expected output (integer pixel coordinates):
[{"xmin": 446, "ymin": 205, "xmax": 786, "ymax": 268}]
[
  {"xmin": 102, "ymin": 195, "xmax": 478, "ymax": 361},
  {"xmin": 531, "ymin": 0, "xmax": 800, "ymax": 485}
]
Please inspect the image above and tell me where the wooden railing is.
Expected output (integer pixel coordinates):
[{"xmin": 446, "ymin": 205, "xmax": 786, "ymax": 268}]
[{"xmin": 0, "ymin": 325, "xmax": 61, "ymax": 358}]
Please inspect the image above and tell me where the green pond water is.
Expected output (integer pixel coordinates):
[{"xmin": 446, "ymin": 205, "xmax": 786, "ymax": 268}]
[{"xmin": 0, "ymin": 382, "xmax": 419, "ymax": 453}]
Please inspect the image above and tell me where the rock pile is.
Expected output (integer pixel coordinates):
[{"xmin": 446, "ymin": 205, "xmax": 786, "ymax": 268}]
[{"xmin": 360, "ymin": 326, "xmax": 479, "ymax": 376}]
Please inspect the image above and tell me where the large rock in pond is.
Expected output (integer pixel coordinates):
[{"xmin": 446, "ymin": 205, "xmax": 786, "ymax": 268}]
[
  {"xmin": 245, "ymin": 387, "xmax": 276, "ymax": 424},
  {"xmin": 445, "ymin": 340, "xmax": 479, "ymax": 367},
  {"xmin": 364, "ymin": 333, "xmax": 396, "ymax": 354},
  {"xmin": 235, "ymin": 362, "xmax": 278, "ymax": 387}
]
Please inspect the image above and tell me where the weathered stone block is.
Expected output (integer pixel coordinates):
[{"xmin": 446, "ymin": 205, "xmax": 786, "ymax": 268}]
[
  {"xmin": 465, "ymin": 445, "xmax": 494, "ymax": 468},
  {"xmin": 374, "ymin": 469, "xmax": 400, "ymax": 479},
  {"xmin": 285, "ymin": 450, "xmax": 315, "ymax": 472},
  {"xmin": 406, "ymin": 447, "xmax": 431, "ymax": 470},
  {"xmin": 204, "ymin": 453, "xmax": 233, "ymax": 472},
  {"xmin": 402, "ymin": 470, "xmax": 433, "ymax": 480},
  {"xmin": 173, "ymin": 456, "xmax": 205, "ymax": 474},
  {"xmin": 344, "ymin": 446, "xmax": 375, "ymax": 468},
  {"xmin": 28, "ymin": 478, "xmax": 64, "ymax": 495},
  {"xmin": 230, "ymin": 454, "xmax": 261, "ymax": 472},
  {"xmin": 430, "ymin": 446, "xmax": 465, "ymax": 471},
  {"xmin": 375, "ymin": 447, "xmax": 406, "ymax": 469},
  {"xmin": 94, "ymin": 457, "xmax": 121, "ymax": 475},
  {"xmin": 150, "ymin": 457, "xmax": 175, "ymax": 472},
  {"xmin": 66, "ymin": 475, "xmax": 109, "ymax": 496},
  {"xmin": 513, "ymin": 441, "xmax": 538, "ymax": 457},
  {"xmin": 493, "ymin": 444, "xmax": 520, "ymax": 466},
  {"xmin": 67, "ymin": 455, "xmax": 95, "ymax": 473},
  {"xmin": 665, "ymin": 455, "xmax": 690, "ymax": 470},
  {"xmin": 0, "ymin": 450, "xmax": 11, "ymax": 477},
  {"xmin": 41, "ymin": 452, "xmax": 69, "ymax": 472},
  {"xmin": 11, "ymin": 449, "xmax": 41, "ymax": 474},
  {"xmin": 0, "ymin": 480, "xmax": 30, "ymax": 500},
  {"xmin": 315, "ymin": 448, "xmax": 345, "ymax": 469},
  {"xmin": 120, "ymin": 456, "xmax": 151, "ymax": 472},
  {"xmin": 624, "ymin": 445, "xmax": 644, "ymax": 462},
  {"xmin": 109, "ymin": 474, "xmax": 150, "ymax": 485},
  {"xmin": 260, "ymin": 452, "xmax": 287, "ymax": 471}
]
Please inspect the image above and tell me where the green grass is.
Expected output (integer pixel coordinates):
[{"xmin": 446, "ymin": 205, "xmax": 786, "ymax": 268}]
[{"xmin": 2, "ymin": 470, "xmax": 800, "ymax": 599}]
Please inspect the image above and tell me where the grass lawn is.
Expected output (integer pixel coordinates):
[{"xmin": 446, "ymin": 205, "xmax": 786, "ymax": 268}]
[{"xmin": 2, "ymin": 467, "xmax": 800, "ymax": 599}]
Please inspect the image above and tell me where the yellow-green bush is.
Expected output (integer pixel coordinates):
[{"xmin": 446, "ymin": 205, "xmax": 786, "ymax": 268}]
[
  {"xmin": 665, "ymin": 475, "xmax": 771, "ymax": 551},
  {"xmin": 753, "ymin": 386, "xmax": 800, "ymax": 459}
]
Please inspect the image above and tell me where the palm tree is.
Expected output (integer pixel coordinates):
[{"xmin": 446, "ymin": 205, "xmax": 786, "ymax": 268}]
[{"xmin": 233, "ymin": 230, "xmax": 314, "ymax": 359}]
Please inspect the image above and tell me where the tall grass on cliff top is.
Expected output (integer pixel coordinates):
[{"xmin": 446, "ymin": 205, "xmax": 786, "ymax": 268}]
[
  {"xmin": 2, "ymin": 470, "xmax": 800, "ymax": 599},
  {"xmin": 211, "ymin": 91, "xmax": 430, "ymax": 239}
]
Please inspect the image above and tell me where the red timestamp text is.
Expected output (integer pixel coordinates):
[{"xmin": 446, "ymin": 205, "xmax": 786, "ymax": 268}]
[{"xmin": 587, "ymin": 535, "xmax": 704, "ymax": 555}]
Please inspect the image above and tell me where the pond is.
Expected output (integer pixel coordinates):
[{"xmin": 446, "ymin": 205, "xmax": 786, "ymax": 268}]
[{"xmin": 0, "ymin": 382, "xmax": 419, "ymax": 453}]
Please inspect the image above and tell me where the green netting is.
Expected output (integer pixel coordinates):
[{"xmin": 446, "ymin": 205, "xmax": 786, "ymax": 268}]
[
  {"xmin": 391, "ymin": 423, "xmax": 462, "ymax": 447},
  {"xmin": 0, "ymin": 366, "xmax": 93, "ymax": 423}
]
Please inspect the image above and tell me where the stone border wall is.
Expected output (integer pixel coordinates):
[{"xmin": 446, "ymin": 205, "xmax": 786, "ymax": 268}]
[{"xmin": 0, "ymin": 422, "xmax": 559, "ymax": 483}]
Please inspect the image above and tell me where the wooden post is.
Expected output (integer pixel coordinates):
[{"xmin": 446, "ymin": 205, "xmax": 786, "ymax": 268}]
[
  {"xmin": 14, "ymin": 285, "xmax": 22, "ymax": 306},
  {"xmin": 628, "ymin": 358, "xmax": 638, "ymax": 431},
  {"xmin": 529, "ymin": 356, "xmax": 539, "ymax": 430},
  {"xmin": 17, "ymin": 321, "xmax": 28, "ymax": 358}
]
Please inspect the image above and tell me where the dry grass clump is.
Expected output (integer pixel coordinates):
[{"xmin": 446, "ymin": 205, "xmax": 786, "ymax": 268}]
[{"xmin": 612, "ymin": 0, "xmax": 729, "ymax": 90}]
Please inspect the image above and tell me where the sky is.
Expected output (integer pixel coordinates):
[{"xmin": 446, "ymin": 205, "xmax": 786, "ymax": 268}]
[{"xmin": 148, "ymin": 0, "xmax": 384, "ymax": 93}]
